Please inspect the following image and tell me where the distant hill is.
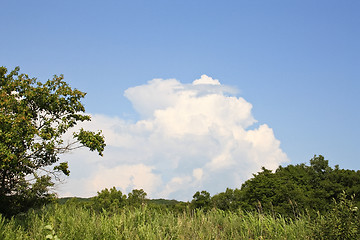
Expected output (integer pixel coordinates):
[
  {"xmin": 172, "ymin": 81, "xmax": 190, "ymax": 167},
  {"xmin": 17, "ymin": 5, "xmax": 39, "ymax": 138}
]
[
  {"xmin": 148, "ymin": 198, "xmax": 183, "ymax": 206},
  {"xmin": 57, "ymin": 197, "xmax": 184, "ymax": 205},
  {"xmin": 57, "ymin": 197, "xmax": 91, "ymax": 205}
]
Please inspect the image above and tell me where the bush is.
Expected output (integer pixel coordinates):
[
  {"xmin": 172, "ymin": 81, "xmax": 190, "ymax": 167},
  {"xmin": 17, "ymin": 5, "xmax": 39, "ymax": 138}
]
[{"xmin": 313, "ymin": 191, "xmax": 359, "ymax": 239}]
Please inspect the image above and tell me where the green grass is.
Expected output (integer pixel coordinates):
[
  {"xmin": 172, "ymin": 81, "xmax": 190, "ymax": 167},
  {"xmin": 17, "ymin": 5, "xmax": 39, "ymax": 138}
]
[{"xmin": 0, "ymin": 203, "xmax": 314, "ymax": 240}]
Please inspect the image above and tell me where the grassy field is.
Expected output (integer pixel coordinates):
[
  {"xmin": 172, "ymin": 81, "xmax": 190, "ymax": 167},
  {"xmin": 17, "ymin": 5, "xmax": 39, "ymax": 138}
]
[
  {"xmin": 2, "ymin": 192, "xmax": 359, "ymax": 240},
  {"xmin": 0, "ymin": 203, "xmax": 314, "ymax": 240}
]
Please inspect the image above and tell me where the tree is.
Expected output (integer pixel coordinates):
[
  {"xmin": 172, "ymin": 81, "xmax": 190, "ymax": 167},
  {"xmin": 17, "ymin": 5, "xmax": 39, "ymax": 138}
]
[
  {"xmin": 127, "ymin": 189, "xmax": 147, "ymax": 207},
  {"xmin": 313, "ymin": 192, "xmax": 360, "ymax": 239},
  {"xmin": 90, "ymin": 187, "xmax": 126, "ymax": 212},
  {"xmin": 211, "ymin": 188, "xmax": 242, "ymax": 211},
  {"xmin": 240, "ymin": 162, "xmax": 317, "ymax": 216},
  {"xmin": 0, "ymin": 66, "xmax": 105, "ymax": 216},
  {"xmin": 191, "ymin": 190, "xmax": 211, "ymax": 211},
  {"xmin": 239, "ymin": 155, "xmax": 360, "ymax": 216},
  {"xmin": 310, "ymin": 155, "xmax": 332, "ymax": 175}
]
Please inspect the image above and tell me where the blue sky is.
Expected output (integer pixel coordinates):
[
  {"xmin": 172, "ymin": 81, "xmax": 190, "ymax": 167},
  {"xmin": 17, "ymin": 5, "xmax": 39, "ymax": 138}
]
[{"xmin": 2, "ymin": 0, "xmax": 359, "ymax": 199}]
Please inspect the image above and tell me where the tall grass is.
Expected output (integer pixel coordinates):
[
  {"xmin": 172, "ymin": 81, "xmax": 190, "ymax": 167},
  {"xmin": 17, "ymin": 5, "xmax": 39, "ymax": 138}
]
[{"xmin": 0, "ymin": 203, "xmax": 313, "ymax": 239}]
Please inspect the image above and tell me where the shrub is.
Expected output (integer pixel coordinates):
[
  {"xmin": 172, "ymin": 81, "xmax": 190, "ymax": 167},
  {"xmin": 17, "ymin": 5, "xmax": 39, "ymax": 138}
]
[{"xmin": 313, "ymin": 191, "xmax": 359, "ymax": 239}]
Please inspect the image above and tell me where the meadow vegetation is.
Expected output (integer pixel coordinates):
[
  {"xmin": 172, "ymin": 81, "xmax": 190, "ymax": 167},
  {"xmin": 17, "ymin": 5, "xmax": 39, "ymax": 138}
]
[
  {"xmin": 0, "ymin": 201, "xmax": 314, "ymax": 239},
  {"xmin": 0, "ymin": 192, "xmax": 358, "ymax": 239}
]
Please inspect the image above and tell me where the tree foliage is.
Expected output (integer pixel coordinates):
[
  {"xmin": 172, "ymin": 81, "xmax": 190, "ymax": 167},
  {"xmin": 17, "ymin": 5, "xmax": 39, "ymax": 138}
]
[
  {"xmin": 0, "ymin": 66, "xmax": 105, "ymax": 216},
  {"xmin": 127, "ymin": 189, "xmax": 147, "ymax": 207},
  {"xmin": 87, "ymin": 188, "xmax": 149, "ymax": 213},
  {"xmin": 90, "ymin": 187, "xmax": 126, "ymax": 212},
  {"xmin": 234, "ymin": 155, "xmax": 360, "ymax": 216},
  {"xmin": 191, "ymin": 190, "xmax": 211, "ymax": 211},
  {"xmin": 313, "ymin": 192, "xmax": 360, "ymax": 239},
  {"xmin": 181, "ymin": 155, "xmax": 360, "ymax": 217},
  {"xmin": 211, "ymin": 188, "xmax": 241, "ymax": 211}
]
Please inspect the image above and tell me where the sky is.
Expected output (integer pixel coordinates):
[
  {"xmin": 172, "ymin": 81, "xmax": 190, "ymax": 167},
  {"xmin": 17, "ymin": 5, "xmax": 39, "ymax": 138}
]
[{"xmin": 1, "ymin": 0, "xmax": 359, "ymax": 200}]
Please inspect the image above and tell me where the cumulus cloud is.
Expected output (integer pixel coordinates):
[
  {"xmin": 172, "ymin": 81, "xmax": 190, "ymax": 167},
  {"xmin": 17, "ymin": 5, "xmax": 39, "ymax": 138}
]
[
  {"xmin": 57, "ymin": 75, "xmax": 288, "ymax": 200},
  {"xmin": 193, "ymin": 74, "xmax": 221, "ymax": 85}
]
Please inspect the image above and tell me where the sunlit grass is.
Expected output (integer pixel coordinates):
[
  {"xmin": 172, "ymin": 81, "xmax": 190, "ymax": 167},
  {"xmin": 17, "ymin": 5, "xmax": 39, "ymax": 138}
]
[{"xmin": 0, "ymin": 203, "xmax": 313, "ymax": 240}]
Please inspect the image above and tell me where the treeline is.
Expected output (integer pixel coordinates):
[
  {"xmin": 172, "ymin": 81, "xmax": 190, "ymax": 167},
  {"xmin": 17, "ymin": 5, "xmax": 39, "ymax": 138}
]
[
  {"xmin": 209, "ymin": 155, "xmax": 360, "ymax": 216},
  {"xmin": 62, "ymin": 188, "xmax": 187, "ymax": 214},
  {"xmin": 65, "ymin": 155, "xmax": 360, "ymax": 218}
]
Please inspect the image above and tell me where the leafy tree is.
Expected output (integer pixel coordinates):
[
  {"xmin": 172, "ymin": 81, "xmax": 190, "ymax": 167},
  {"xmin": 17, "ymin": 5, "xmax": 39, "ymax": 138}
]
[
  {"xmin": 313, "ymin": 192, "xmax": 360, "ymax": 239},
  {"xmin": 211, "ymin": 188, "xmax": 242, "ymax": 211},
  {"xmin": 239, "ymin": 155, "xmax": 360, "ymax": 216},
  {"xmin": 310, "ymin": 155, "xmax": 332, "ymax": 175},
  {"xmin": 240, "ymin": 160, "xmax": 319, "ymax": 216},
  {"xmin": 90, "ymin": 187, "xmax": 126, "ymax": 212},
  {"xmin": 0, "ymin": 66, "xmax": 105, "ymax": 216},
  {"xmin": 329, "ymin": 168, "xmax": 360, "ymax": 202},
  {"xmin": 191, "ymin": 190, "xmax": 211, "ymax": 211},
  {"xmin": 127, "ymin": 189, "xmax": 147, "ymax": 207}
]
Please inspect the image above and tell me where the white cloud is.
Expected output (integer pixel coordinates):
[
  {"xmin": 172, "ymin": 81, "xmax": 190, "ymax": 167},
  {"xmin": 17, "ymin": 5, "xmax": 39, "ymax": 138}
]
[
  {"xmin": 193, "ymin": 168, "xmax": 203, "ymax": 181},
  {"xmin": 193, "ymin": 75, "xmax": 221, "ymax": 85},
  {"xmin": 124, "ymin": 79, "xmax": 182, "ymax": 118},
  {"xmin": 58, "ymin": 75, "xmax": 288, "ymax": 200}
]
